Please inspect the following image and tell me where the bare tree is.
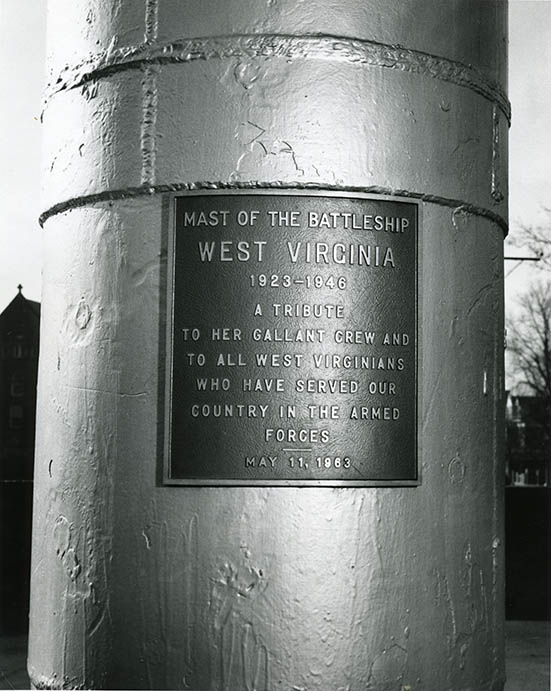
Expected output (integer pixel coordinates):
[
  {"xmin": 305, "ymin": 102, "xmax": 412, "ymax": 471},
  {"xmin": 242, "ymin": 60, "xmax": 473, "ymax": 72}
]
[
  {"xmin": 510, "ymin": 208, "xmax": 551, "ymax": 271},
  {"xmin": 507, "ymin": 280, "xmax": 551, "ymax": 400}
]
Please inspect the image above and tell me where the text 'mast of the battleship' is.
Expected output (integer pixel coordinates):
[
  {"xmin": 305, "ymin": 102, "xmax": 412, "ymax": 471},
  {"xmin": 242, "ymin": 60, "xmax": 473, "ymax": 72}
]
[{"xmin": 165, "ymin": 193, "xmax": 418, "ymax": 485}]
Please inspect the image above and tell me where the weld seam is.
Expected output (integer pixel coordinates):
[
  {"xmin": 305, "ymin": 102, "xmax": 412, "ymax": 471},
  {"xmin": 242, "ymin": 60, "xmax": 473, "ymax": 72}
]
[
  {"xmin": 140, "ymin": 65, "xmax": 158, "ymax": 185},
  {"xmin": 144, "ymin": 0, "xmax": 159, "ymax": 44},
  {"xmin": 45, "ymin": 33, "xmax": 510, "ymax": 122},
  {"xmin": 38, "ymin": 181, "xmax": 508, "ymax": 235},
  {"xmin": 491, "ymin": 104, "xmax": 504, "ymax": 203},
  {"xmin": 140, "ymin": 0, "xmax": 159, "ymax": 184}
]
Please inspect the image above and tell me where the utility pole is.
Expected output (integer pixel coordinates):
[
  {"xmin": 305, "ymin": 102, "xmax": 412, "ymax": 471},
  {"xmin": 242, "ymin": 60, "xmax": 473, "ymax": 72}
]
[{"xmin": 29, "ymin": 2, "xmax": 508, "ymax": 688}]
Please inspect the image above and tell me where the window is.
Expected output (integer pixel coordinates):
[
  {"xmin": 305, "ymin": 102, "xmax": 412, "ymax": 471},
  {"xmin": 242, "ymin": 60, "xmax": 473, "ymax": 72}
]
[
  {"xmin": 10, "ymin": 372, "xmax": 24, "ymax": 398},
  {"xmin": 9, "ymin": 404, "xmax": 23, "ymax": 429},
  {"xmin": 10, "ymin": 381, "xmax": 24, "ymax": 397}
]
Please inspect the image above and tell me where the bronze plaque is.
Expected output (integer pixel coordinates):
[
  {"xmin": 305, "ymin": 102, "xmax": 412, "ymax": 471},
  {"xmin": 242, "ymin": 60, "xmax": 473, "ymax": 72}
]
[{"xmin": 164, "ymin": 192, "xmax": 418, "ymax": 485}]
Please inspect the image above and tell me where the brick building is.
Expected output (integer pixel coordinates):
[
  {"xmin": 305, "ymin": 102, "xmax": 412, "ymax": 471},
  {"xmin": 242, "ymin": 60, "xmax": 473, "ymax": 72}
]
[{"xmin": 0, "ymin": 286, "xmax": 40, "ymax": 633}]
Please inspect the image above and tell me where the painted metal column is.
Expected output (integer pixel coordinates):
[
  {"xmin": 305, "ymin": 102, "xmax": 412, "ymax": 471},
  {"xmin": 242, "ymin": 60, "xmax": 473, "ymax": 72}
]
[{"xmin": 29, "ymin": 1, "xmax": 508, "ymax": 689}]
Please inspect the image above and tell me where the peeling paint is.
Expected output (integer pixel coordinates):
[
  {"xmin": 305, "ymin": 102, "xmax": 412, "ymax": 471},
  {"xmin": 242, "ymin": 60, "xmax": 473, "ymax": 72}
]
[
  {"xmin": 448, "ymin": 455, "xmax": 466, "ymax": 484},
  {"xmin": 81, "ymin": 81, "xmax": 98, "ymax": 101},
  {"xmin": 234, "ymin": 62, "xmax": 262, "ymax": 90},
  {"xmin": 209, "ymin": 556, "xmax": 270, "ymax": 691},
  {"xmin": 75, "ymin": 299, "xmax": 92, "ymax": 330},
  {"xmin": 367, "ymin": 643, "xmax": 408, "ymax": 689},
  {"xmin": 452, "ymin": 205, "xmax": 470, "ymax": 232}
]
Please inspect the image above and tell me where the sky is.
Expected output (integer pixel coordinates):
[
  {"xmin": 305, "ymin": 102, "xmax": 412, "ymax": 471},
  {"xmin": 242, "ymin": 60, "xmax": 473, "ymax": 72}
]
[
  {"xmin": 0, "ymin": 1, "xmax": 550, "ymax": 310},
  {"xmin": 506, "ymin": 0, "xmax": 551, "ymax": 305},
  {"xmin": 0, "ymin": 0, "xmax": 46, "ymax": 306}
]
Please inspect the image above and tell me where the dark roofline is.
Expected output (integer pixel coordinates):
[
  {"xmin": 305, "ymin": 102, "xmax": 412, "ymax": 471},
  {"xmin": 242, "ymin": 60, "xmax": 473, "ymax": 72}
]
[{"xmin": 0, "ymin": 290, "xmax": 41, "ymax": 322}]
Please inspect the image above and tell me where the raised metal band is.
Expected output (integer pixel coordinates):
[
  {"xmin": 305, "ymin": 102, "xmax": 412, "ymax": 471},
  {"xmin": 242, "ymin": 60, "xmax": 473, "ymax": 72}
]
[
  {"xmin": 38, "ymin": 181, "xmax": 509, "ymax": 236},
  {"xmin": 46, "ymin": 33, "xmax": 511, "ymax": 122}
]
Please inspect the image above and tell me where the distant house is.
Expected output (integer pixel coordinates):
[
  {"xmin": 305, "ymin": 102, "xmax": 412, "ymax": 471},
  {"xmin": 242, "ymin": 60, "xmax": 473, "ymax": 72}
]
[
  {"xmin": 505, "ymin": 390, "xmax": 550, "ymax": 620},
  {"xmin": 506, "ymin": 390, "xmax": 550, "ymax": 487},
  {"xmin": 0, "ymin": 286, "xmax": 40, "ymax": 633}
]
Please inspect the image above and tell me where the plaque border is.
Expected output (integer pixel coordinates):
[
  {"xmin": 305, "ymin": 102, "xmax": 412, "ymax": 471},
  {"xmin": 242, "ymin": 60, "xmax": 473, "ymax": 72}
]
[{"xmin": 161, "ymin": 190, "xmax": 422, "ymax": 487}]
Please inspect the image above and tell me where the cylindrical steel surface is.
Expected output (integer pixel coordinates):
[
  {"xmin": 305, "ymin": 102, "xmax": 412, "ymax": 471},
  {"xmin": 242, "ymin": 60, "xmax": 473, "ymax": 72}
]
[{"xmin": 30, "ymin": 1, "xmax": 508, "ymax": 689}]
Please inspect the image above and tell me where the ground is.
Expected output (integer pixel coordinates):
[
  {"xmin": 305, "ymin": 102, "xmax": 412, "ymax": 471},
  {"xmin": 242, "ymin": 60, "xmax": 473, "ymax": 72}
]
[{"xmin": 0, "ymin": 621, "xmax": 549, "ymax": 690}]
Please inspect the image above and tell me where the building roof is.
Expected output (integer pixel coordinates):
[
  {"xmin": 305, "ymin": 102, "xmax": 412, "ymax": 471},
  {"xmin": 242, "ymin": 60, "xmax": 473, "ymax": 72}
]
[
  {"xmin": 0, "ymin": 287, "xmax": 40, "ymax": 339},
  {"xmin": 0, "ymin": 287, "xmax": 40, "ymax": 317}
]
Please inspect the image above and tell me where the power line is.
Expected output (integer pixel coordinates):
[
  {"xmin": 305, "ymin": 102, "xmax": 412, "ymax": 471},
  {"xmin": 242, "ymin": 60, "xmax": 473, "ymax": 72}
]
[{"xmin": 504, "ymin": 254, "xmax": 542, "ymax": 278}]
